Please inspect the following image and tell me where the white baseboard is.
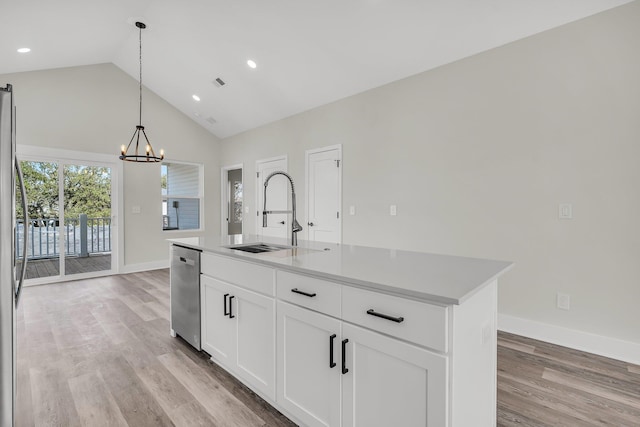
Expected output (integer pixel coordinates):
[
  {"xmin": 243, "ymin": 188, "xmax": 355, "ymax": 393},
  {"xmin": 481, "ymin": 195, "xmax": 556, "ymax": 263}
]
[
  {"xmin": 498, "ymin": 313, "xmax": 640, "ymax": 366},
  {"xmin": 121, "ymin": 260, "xmax": 170, "ymax": 274}
]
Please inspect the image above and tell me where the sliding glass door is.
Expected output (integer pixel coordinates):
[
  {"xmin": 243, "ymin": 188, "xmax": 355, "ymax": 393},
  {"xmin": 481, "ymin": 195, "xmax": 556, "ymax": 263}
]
[
  {"xmin": 17, "ymin": 157, "xmax": 116, "ymax": 282},
  {"xmin": 63, "ymin": 164, "xmax": 112, "ymax": 276},
  {"xmin": 17, "ymin": 161, "xmax": 60, "ymax": 280}
]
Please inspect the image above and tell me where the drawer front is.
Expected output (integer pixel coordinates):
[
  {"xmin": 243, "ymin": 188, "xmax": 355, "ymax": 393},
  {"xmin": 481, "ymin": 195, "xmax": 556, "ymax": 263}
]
[
  {"xmin": 201, "ymin": 252, "xmax": 275, "ymax": 296},
  {"xmin": 342, "ymin": 286, "xmax": 448, "ymax": 352},
  {"xmin": 276, "ymin": 271, "xmax": 341, "ymax": 318}
]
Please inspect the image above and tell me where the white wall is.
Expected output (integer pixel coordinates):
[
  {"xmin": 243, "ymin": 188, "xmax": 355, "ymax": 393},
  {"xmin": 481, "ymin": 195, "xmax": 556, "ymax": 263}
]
[
  {"xmin": 1, "ymin": 63, "xmax": 221, "ymax": 269},
  {"xmin": 221, "ymin": 2, "xmax": 640, "ymax": 346}
]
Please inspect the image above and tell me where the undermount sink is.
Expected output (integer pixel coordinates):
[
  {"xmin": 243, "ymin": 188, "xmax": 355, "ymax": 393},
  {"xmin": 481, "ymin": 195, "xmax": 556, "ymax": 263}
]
[{"xmin": 225, "ymin": 243, "xmax": 292, "ymax": 254}]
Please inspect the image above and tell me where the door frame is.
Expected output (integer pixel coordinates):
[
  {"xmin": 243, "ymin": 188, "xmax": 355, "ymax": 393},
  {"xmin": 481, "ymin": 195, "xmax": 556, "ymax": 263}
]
[
  {"xmin": 255, "ymin": 155, "xmax": 288, "ymax": 238},
  {"xmin": 220, "ymin": 163, "xmax": 243, "ymax": 237},
  {"xmin": 16, "ymin": 145, "xmax": 123, "ymax": 285},
  {"xmin": 305, "ymin": 144, "xmax": 342, "ymax": 243}
]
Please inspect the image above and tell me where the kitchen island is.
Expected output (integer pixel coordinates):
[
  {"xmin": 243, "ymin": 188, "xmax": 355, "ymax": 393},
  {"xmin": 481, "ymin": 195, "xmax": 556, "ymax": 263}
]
[{"xmin": 169, "ymin": 235, "xmax": 512, "ymax": 427}]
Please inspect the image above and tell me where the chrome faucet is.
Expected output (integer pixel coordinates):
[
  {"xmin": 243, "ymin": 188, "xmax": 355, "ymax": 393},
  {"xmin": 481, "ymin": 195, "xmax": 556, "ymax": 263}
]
[{"xmin": 262, "ymin": 171, "xmax": 302, "ymax": 246}]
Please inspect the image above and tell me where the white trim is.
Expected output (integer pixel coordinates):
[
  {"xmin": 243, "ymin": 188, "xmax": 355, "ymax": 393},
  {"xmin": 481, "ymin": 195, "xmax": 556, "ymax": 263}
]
[
  {"xmin": 17, "ymin": 144, "xmax": 118, "ymax": 164},
  {"xmin": 23, "ymin": 268, "xmax": 117, "ymax": 287},
  {"xmin": 498, "ymin": 313, "xmax": 640, "ymax": 365},
  {"xmin": 305, "ymin": 144, "xmax": 342, "ymax": 243},
  {"xmin": 255, "ymin": 155, "xmax": 288, "ymax": 238},
  {"xmin": 220, "ymin": 163, "xmax": 244, "ymax": 237},
  {"xmin": 121, "ymin": 259, "xmax": 170, "ymax": 274}
]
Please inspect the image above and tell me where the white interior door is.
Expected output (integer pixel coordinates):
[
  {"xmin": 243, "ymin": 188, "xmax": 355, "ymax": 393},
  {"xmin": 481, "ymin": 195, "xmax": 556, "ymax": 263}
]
[
  {"xmin": 306, "ymin": 145, "xmax": 341, "ymax": 243},
  {"xmin": 256, "ymin": 157, "xmax": 288, "ymax": 240}
]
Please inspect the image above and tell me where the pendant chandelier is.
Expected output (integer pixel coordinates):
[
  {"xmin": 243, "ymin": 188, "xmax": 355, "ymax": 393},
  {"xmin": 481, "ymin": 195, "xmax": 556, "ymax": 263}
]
[{"xmin": 120, "ymin": 21, "xmax": 164, "ymax": 162}]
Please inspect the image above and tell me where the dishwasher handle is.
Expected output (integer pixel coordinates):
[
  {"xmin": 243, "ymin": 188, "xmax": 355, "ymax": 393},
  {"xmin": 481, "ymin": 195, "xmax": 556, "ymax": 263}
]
[{"xmin": 178, "ymin": 256, "xmax": 196, "ymax": 266}]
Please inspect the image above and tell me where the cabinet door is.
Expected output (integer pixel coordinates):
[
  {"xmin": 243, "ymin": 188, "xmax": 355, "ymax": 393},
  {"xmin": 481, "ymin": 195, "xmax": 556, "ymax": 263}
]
[
  {"xmin": 201, "ymin": 275, "xmax": 236, "ymax": 366},
  {"xmin": 342, "ymin": 323, "xmax": 448, "ymax": 427},
  {"xmin": 234, "ymin": 286, "xmax": 276, "ymax": 400},
  {"xmin": 277, "ymin": 301, "xmax": 342, "ymax": 427}
]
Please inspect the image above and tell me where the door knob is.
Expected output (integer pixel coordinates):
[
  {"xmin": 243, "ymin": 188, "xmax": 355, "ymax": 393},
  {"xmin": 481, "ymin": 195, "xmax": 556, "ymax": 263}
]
[
  {"xmin": 279, "ymin": 221, "xmax": 285, "ymax": 225},
  {"xmin": 308, "ymin": 222, "xmax": 314, "ymax": 227}
]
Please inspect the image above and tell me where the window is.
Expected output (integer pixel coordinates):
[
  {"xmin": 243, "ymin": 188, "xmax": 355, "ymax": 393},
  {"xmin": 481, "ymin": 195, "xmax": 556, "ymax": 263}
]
[{"xmin": 161, "ymin": 162, "xmax": 202, "ymax": 231}]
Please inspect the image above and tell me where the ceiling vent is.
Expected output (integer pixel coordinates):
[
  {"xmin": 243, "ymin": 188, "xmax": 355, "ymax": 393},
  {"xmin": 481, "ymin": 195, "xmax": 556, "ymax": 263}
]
[
  {"xmin": 212, "ymin": 77, "xmax": 226, "ymax": 88},
  {"xmin": 206, "ymin": 116, "xmax": 217, "ymax": 125}
]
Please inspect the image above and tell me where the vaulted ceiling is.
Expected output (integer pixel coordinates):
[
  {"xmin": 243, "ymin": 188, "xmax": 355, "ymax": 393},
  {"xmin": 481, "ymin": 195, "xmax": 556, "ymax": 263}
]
[{"xmin": 1, "ymin": 0, "xmax": 632, "ymax": 138}]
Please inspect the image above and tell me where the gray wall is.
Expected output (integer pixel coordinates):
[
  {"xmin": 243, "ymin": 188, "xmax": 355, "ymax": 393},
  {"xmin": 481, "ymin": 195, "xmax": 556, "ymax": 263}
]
[
  {"xmin": 220, "ymin": 2, "xmax": 640, "ymax": 345},
  {"xmin": 1, "ymin": 63, "xmax": 221, "ymax": 268}
]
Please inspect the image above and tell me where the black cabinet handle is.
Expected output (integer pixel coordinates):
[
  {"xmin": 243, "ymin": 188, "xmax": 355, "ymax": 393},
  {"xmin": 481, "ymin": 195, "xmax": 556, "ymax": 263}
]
[
  {"xmin": 366, "ymin": 309, "xmax": 404, "ymax": 323},
  {"xmin": 291, "ymin": 288, "xmax": 317, "ymax": 298},
  {"xmin": 329, "ymin": 334, "xmax": 337, "ymax": 368},
  {"xmin": 229, "ymin": 295, "xmax": 235, "ymax": 319},
  {"xmin": 223, "ymin": 293, "xmax": 230, "ymax": 316},
  {"xmin": 341, "ymin": 339, "xmax": 349, "ymax": 374}
]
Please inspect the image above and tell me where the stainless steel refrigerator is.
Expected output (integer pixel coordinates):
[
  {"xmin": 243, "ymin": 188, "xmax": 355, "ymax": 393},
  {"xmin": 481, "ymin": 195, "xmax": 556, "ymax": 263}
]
[{"xmin": 0, "ymin": 84, "xmax": 29, "ymax": 427}]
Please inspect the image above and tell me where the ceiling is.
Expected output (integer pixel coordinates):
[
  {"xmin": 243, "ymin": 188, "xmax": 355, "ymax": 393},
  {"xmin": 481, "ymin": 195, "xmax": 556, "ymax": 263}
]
[{"xmin": 1, "ymin": 0, "xmax": 632, "ymax": 139}]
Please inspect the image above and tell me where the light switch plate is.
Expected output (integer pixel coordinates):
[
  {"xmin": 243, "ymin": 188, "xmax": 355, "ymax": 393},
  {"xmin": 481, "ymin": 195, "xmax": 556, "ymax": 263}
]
[
  {"xmin": 245, "ymin": 206, "xmax": 250, "ymax": 214},
  {"xmin": 390, "ymin": 205, "xmax": 397, "ymax": 216},
  {"xmin": 557, "ymin": 293, "xmax": 570, "ymax": 310},
  {"xmin": 349, "ymin": 206, "xmax": 356, "ymax": 215},
  {"xmin": 559, "ymin": 203, "xmax": 572, "ymax": 219},
  {"xmin": 132, "ymin": 206, "xmax": 141, "ymax": 214}
]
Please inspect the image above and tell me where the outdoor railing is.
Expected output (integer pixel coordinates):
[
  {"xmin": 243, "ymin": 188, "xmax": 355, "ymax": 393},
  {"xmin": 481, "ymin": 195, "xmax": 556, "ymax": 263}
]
[{"xmin": 15, "ymin": 215, "xmax": 111, "ymax": 260}]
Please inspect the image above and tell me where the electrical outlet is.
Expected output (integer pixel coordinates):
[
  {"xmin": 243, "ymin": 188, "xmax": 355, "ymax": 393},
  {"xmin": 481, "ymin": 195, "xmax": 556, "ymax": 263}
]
[
  {"xmin": 557, "ymin": 293, "xmax": 570, "ymax": 310},
  {"xmin": 132, "ymin": 206, "xmax": 141, "ymax": 214}
]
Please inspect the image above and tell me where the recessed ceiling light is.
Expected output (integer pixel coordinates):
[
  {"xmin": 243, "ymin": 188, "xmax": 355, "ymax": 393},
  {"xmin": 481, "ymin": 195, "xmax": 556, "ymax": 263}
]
[
  {"xmin": 247, "ymin": 59, "xmax": 257, "ymax": 69},
  {"xmin": 17, "ymin": 47, "xmax": 31, "ymax": 53},
  {"xmin": 192, "ymin": 94, "xmax": 201, "ymax": 102}
]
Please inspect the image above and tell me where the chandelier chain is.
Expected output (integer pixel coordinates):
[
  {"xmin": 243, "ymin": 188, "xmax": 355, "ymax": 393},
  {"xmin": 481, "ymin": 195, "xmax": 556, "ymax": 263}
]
[{"xmin": 139, "ymin": 23, "xmax": 143, "ymax": 126}]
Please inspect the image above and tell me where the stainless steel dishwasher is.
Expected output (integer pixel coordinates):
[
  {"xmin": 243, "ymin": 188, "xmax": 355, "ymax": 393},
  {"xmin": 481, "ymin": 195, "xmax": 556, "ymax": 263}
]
[{"xmin": 170, "ymin": 245, "xmax": 202, "ymax": 350}]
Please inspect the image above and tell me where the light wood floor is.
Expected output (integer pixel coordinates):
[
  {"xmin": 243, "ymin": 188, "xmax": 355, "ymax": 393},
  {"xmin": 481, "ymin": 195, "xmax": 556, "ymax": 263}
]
[
  {"xmin": 498, "ymin": 332, "xmax": 640, "ymax": 426},
  {"xmin": 16, "ymin": 269, "xmax": 295, "ymax": 427},
  {"xmin": 15, "ymin": 270, "xmax": 640, "ymax": 426}
]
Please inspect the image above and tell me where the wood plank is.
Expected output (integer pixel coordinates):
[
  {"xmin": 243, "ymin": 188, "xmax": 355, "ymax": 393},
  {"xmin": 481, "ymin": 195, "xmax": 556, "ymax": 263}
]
[
  {"xmin": 542, "ymin": 368, "xmax": 640, "ymax": 410},
  {"xmin": 90, "ymin": 302, "xmax": 139, "ymax": 346},
  {"xmin": 498, "ymin": 383, "xmax": 587, "ymax": 427},
  {"xmin": 29, "ymin": 362, "xmax": 81, "ymax": 427},
  {"xmin": 159, "ymin": 350, "xmax": 266, "ymax": 427},
  {"xmin": 169, "ymin": 401, "xmax": 221, "ymax": 426},
  {"xmin": 67, "ymin": 372, "xmax": 128, "ymax": 427},
  {"xmin": 115, "ymin": 293, "xmax": 159, "ymax": 322},
  {"xmin": 98, "ymin": 355, "xmax": 174, "ymax": 427},
  {"xmin": 628, "ymin": 365, "xmax": 640, "ymax": 375},
  {"xmin": 498, "ymin": 337, "xmax": 536, "ymax": 354},
  {"xmin": 134, "ymin": 362, "xmax": 193, "ymax": 412}
]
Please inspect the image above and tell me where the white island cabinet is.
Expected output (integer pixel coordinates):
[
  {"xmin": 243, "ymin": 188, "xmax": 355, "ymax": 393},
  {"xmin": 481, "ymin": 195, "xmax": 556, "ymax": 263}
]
[
  {"xmin": 171, "ymin": 235, "xmax": 512, "ymax": 427},
  {"xmin": 200, "ymin": 253, "xmax": 276, "ymax": 401}
]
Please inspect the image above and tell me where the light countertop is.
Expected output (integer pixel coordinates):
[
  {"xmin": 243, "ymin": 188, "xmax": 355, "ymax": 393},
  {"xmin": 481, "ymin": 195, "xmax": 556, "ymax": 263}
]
[{"xmin": 168, "ymin": 235, "xmax": 513, "ymax": 305}]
